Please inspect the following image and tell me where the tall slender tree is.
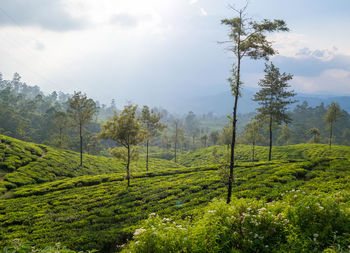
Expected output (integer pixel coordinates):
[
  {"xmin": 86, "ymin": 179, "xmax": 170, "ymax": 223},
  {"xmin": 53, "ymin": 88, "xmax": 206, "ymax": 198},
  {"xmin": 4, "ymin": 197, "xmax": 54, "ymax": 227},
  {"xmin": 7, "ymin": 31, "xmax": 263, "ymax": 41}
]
[
  {"xmin": 100, "ymin": 104, "xmax": 146, "ymax": 186},
  {"xmin": 221, "ymin": 4, "xmax": 288, "ymax": 203},
  {"xmin": 67, "ymin": 91, "xmax": 97, "ymax": 166},
  {"xmin": 140, "ymin": 106, "xmax": 166, "ymax": 171},
  {"xmin": 253, "ymin": 62, "xmax": 296, "ymax": 161},
  {"xmin": 200, "ymin": 134, "xmax": 208, "ymax": 147},
  {"xmin": 209, "ymin": 130, "xmax": 220, "ymax": 146},
  {"xmin": 324, "ymin": 102, "xmax": 343, "ymax": 149},
  {"xmin": 51, "ymin": 111, "xmax": 69, "ymax": 148},
  {"xmin": 172, "ymin": 119, "xmax": 184, "ymax": 163},
  {"xmin": 243, "ymin": 120, "xmax": 265, "ymax": 161},
  {"xmin": 277, "ymin": 124, "xmax": 292, "ymax": 145}
]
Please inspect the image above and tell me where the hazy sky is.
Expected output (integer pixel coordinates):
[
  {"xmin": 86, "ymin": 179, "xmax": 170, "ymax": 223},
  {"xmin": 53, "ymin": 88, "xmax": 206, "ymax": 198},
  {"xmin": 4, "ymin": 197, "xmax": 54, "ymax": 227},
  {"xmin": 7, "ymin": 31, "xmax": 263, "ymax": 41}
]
[{"xmin": 0, "ymin": 0, "xmax": 349, "ymax": 107}]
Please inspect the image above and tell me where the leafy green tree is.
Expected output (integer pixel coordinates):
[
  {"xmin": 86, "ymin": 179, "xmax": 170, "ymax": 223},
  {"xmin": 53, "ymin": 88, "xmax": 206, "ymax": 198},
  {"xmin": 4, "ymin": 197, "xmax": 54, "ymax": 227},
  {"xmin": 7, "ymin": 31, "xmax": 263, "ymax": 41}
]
[
  {"xmin": 172, "ymin": 120, "xmax": 184, "ymax": 163},
  {"xmin": 221, "ymin": 4, "xmax": 288, "ymax": 203},
  {"xmin": 184, "ymin": 111, "xmax": 199, "ymax": 136},
  {"xmin": 100, "ymin": 104, "xmax": 146, "ymax": 186},
  {"xmin": 161, "ymin": 132, "xmax": 171, "ymax": 150},
  {"xmin": 324, "ymin": 102, "xmax": 344, "ymax": 149},
  {"xmin": 307, "ymin": 127, "xmax": 321, "ymax": 143},
  {"xmin": 209, "ymin": 130, "xmax": 219, "ymax": 146},
  {"xmin": 67, "ymin": 91, "xmax": 97, "ymax": 166},
  {"xmin": 342, "ymin": 128, "xmax": 350, "ymax": 146},
  {"xmin": 243, "ymin": 120, "xmax": 265, "ymax": 161},
  {"xmin": 219, "ymin": 123, "xmax": 232, "ymax": 149},
  {"xmin": 200, "ymin": 134, "xmax": 208, "ymax": 147},
  {"xmin": 140, "ymin": 106, "xmax": 166, "ymax": 171},
  {"xmin": 277, "ymin": 124, "xmax": 292, "ymax": 145},
  {"xmin": 253, "ymin": 62, "xmax": 296, "ymax": 161},
  {"xmin": 51, "ymin": 111, "xmax": 69, "ymax": 148}
]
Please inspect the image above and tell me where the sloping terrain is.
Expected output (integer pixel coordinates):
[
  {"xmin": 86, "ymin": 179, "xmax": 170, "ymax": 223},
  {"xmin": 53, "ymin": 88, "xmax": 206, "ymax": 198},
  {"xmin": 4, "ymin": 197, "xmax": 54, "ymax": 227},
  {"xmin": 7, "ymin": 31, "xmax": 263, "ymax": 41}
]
[
  {"xmin": 0, "ymin": 135, "xmax": 182, "ymax": 194},
  {"xmin": 175, "ymin": 143, "xmax": 350, "ymax": 167},
  {"xmin": 2, "ymin": 136, "xmax": 350, "ymax": 252},
  {"xmin": 2, "ymin": 155, "xmax": 350, "ymax": 251}
]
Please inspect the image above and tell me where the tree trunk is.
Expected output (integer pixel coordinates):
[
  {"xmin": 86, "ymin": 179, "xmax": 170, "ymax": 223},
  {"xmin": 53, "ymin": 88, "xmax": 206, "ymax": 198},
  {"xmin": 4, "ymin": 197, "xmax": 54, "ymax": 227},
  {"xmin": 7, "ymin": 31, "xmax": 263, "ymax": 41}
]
[
  {"xmin": 268, "ymin": 115, "xmax": 273, "ymax": 161},
  {"xmin": 59, "ymin": 127, "xmax": 62, "ymax": 148},
  {"xmin": 127, "ymin": 145, "xmax": 130, "ymax": 187},
  {"xmin": 252, "ymin": 140, "xmax": 255, "ymax": 162},
  {"xmin": 174, "ymin": 123, "xmax": 178, "ymax": 163},
  {"xmin": 79, "ymin": 123, "xmax": 83, "ymax": 166},
  {"xmin": 329, "ymin": 122, "xmax": 333, "ymax": 150},
  {"xmin": 146, "ymin": 140, "xmax": 149, "ymax": 171},
  {"xmin": 227, "ymin": 56, "xmax": 241, "ymax": 204}
]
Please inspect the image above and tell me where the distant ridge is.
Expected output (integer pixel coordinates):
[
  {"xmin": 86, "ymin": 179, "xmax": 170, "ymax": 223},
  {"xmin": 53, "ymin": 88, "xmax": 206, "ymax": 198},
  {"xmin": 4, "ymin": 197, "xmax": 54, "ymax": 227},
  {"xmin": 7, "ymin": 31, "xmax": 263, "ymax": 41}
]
[{"xmin": 167, "ymin": 88, "xmax": 350, "ymax": 115}]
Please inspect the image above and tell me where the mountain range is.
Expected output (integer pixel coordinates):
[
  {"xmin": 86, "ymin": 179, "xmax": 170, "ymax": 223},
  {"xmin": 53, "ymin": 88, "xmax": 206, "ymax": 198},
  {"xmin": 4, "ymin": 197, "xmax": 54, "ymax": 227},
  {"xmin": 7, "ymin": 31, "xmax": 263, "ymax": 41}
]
[{"xmin": 165, "ymin": 87, "xmax": 350, "ymax": 115}]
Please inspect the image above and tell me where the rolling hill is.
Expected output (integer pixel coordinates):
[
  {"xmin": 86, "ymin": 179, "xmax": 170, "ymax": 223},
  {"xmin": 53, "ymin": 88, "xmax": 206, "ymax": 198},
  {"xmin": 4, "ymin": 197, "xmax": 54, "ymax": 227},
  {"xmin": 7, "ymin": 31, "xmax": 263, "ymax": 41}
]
[
  {"xmin": 2, "ymin": 136, "xmax": 350, "ymax": 252},
  {"xmin": 0, "ymin": 134, "xmax": 182, "ymax": 195}
]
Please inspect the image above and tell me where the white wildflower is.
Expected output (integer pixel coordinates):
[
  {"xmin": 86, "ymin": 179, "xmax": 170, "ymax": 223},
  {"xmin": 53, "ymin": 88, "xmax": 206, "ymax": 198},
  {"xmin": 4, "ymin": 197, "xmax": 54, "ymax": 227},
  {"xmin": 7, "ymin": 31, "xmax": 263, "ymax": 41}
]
[{"xmin": 134, "ymin": 228, "xmax": 146, "ymax": 237}]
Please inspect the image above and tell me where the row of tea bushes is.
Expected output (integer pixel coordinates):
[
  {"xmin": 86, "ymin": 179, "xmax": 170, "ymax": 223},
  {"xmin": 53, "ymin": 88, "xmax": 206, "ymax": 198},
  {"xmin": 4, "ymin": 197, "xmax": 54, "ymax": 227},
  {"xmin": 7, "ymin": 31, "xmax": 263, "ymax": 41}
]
[
  {"xmin": 0, "ymin": 135, "xmax": 183, "ymax": 194},
  {"xmin": 175, "ymin": 143, "xmax": 350, "ymax": 167},
  {"xmin": 2, "ymin": 157, "xmax": 350, "ymax": 251}
]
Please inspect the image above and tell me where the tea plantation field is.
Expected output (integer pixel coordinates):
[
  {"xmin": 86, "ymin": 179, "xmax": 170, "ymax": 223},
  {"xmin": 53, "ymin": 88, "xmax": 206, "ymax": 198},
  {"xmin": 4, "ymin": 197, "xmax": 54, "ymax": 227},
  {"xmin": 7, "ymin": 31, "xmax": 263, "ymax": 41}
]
[
  {"xmin": 0, "ymin": 135, "xmax": 182, "ymax": 194},
  {"xmin": 2, "ymin": 135, "xmax": 350, "ymax": 252},
  {"xmin": 175, "ymin": 143, "xmax": 350, "ymax": 167}
]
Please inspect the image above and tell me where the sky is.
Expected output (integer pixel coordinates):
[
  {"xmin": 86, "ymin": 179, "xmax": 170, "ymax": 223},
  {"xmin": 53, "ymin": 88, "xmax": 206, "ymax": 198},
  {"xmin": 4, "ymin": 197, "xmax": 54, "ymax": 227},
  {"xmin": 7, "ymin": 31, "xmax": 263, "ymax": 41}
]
[{"xmin": 0, "ymin": 0, "xmax": 350, "ymax": 108}]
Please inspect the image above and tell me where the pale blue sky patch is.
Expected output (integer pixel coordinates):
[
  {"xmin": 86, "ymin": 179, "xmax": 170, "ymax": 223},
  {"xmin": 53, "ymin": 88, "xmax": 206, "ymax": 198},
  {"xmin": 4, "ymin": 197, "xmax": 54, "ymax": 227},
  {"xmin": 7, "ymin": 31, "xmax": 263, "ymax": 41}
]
[{"xmin": 0, "ymin": 0, "xmax": 349, "ymax": 109}]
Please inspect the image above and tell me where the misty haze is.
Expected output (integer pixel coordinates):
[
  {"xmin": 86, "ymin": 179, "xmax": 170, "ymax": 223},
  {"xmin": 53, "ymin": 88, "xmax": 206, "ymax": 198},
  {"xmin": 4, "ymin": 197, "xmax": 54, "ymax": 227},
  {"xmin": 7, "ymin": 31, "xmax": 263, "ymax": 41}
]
[{"xmin": 1, "ymin": 0, "xmax": 350, "ymax": 252}]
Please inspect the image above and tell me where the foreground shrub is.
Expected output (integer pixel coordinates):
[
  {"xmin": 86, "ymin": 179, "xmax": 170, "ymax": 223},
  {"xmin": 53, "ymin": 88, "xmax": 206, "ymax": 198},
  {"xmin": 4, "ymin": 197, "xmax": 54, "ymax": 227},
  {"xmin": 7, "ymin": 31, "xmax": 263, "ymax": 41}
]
[
  {"xmin": 125, "ymin": 195, "xmax": 350, "ymax": 253},
  {"xmin": 124, "ymin": 198, "xmax": 288, "ymax": 252},
  {"xmin": 286, "ymin": 194, "xmax": 350, "ymax": 252}
]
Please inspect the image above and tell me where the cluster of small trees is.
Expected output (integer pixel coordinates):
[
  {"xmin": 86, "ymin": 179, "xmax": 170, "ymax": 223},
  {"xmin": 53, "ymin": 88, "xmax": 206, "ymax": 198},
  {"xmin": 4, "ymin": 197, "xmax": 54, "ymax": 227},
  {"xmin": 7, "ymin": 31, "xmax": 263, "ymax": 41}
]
[{"xmin": 241, "ymin": 101, "xmax": 345, "ymax": 161}]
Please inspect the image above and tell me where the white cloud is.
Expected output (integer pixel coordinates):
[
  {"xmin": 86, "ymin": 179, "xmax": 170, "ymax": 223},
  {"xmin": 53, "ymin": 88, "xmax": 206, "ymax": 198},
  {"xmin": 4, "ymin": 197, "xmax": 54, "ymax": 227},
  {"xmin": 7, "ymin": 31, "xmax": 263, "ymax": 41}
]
[
  {"xmin": 189, "ymin": 0, "xmax": 198, "ymax": 4},
  {"xmin": 200, "ymin": 8, "xmax": 207, "ymax": 16},
  {"xmin": 293, "ymin": 69, "xmax": 350, "ymax": 95}
]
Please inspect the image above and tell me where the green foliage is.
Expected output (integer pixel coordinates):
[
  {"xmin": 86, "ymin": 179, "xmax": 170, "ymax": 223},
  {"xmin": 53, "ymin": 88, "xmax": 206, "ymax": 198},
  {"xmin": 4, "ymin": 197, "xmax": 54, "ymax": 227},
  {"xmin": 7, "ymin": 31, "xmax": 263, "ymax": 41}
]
[
  {"xmin": 307, "ymin": 127, "xmax": 321, "ymax": 143},
  {"xmin": 0, "ymin": 165, "xmax": 223, "ymax": 251},
  {"xmin": 0, "ymin": 134, "xmax": 182, "ymax": 194},
  {"xmin": 139, "ymin": 105, "xmax": 166, "ymax": 171},
  {"xmin": 2, "ymin": 240, "xmax": 79, "ymax": 253},
  {"xmin": 221, "ymin": 4, "xmax": 289, "ymax": 203},
  {"xmin": 100, "ymin": 104, "xmax": 147, "ymax": 186},
  {"xmin": 125, "ymin": 194, "xmax": 350, "ymax": 253},
  {"xmin": 324, "ymin": 102, "xmax": 344, "ymax": 149},
  {"xmin": 3, "ymin": 135, "xmax": 350, "ymax": 252},
  {"xmin": 67, "ymin": 92, "xmax": 97, "ymax": 128},
  {"xmin": 67, "ymin": 91, "xmax": 97, "ymax": 166},
  {"xmin": 175, "ymin": 143, "xmax": 350, "ymax": 167}
]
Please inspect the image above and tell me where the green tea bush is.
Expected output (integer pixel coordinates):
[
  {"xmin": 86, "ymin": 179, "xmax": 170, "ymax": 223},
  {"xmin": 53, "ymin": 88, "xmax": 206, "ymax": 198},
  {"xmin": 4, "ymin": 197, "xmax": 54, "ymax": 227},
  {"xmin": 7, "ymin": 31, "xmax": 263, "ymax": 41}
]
[
  {"xmin": 0, "ymin": 135, "xmax": 183, "ymax": 193},
  {"xmin": 1, "ymin": 240, "xmax": 80, "ymax": 253},
  {"xmin": 125, "ymin": 198, "xmax": 288, "ymax": 252}
]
